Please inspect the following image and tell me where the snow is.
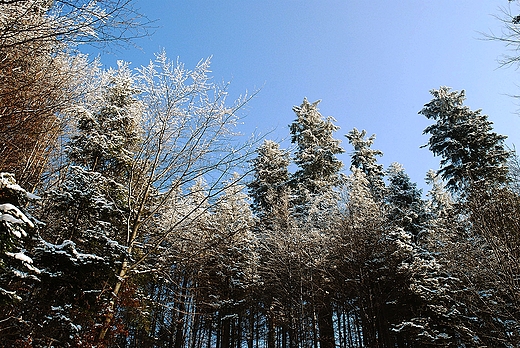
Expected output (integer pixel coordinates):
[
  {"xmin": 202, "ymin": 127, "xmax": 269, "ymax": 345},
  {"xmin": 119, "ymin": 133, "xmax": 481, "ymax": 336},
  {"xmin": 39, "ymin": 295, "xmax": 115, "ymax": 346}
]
[
  {"xmin": 40, "ymin": 240, "xmax": 106, "ymax": 265},
  {"xmin": 0, "ymin": 203, "xmax": 35, "ymax": 228},
  {"xmin": 6, "ymin": 252, "xmax": 41, "ymax": 273},
  {"xmin": 6, "ymin": 251, "xmax": 33, "ymax": 264},
  {"xmin": 0, "ymin": 172, "xmax": 24, "ymax": 192}
]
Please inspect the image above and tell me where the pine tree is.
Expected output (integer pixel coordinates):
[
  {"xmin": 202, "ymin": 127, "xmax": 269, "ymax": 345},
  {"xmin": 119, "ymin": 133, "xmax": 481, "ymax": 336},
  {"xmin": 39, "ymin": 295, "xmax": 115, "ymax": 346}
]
[
  {"xmin": 420, "ymin": 86, "xmax": 510, "ymax": 192},
  {"xmin": 346, "ymin": 128, "xmax": 386, "ymax": 200}
]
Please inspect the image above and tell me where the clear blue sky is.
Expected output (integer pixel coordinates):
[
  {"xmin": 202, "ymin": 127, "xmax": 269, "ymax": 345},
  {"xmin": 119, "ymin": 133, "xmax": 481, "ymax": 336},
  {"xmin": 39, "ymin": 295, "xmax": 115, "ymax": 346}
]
[{"xmin": 93, "ymin": 0, "xmax": 520, "ymax": 190}]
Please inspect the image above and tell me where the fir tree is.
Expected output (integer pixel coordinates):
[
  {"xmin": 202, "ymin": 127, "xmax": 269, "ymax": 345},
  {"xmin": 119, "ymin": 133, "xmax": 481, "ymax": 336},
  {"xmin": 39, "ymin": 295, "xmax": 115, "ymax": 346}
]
[
  {"xmin": 420, "ymin": 86, "xmax": 510, "ymax": 193},
  {"xmin": 67, "ymin": 60, "xmax": 142, "ymax": 179},
  {"xmin": 0, "ymin": 173, "xmax": 39, "ymax": 303},
  {"xmin": 29, "ymin": 62, "xmax": 142, "ymax": 345}
]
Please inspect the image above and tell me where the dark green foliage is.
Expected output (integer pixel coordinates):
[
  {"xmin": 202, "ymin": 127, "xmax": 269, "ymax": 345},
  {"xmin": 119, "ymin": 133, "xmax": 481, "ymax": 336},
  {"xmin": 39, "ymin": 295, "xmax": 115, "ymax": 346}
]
[
  {"xmin": 420, "ymin": 87, "xmax": 510, "ymax": 192},
  {"xmin": 0, "ymin": 173, "xmax": 39, "ymax": 304},
  {"xmin": 386, "ymin": 163, "xmax": 429, "ymax": 237}
]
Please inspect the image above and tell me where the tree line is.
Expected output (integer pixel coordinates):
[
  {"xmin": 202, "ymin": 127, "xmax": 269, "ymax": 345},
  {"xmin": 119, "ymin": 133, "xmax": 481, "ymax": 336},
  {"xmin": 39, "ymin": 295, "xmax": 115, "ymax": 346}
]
[{"xmin": 2, "ymin": 1, "xmax": 520, "ymax": 347}]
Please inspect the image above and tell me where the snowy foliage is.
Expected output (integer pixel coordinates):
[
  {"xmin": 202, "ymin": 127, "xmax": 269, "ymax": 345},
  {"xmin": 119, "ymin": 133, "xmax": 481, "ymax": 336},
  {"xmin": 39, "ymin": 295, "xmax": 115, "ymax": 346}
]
[
  {"xmin": 67, "ymin": 61, "xmax": 142, "ymax": 178},
  {"xmin": 386, "ymin": 162, "xmax": 429, "ymax": 237},
  {"xmin": 346, "ymin": 128, "xmax": 386, "ymax": 200},
  {"xmin": 0, "ymin": 173, "xmax": 40, "ymax": 302},
  {"xmin": 290, "ymin": 98, "xmax": 344, "ymax": 196},
  {"xmin": 248, "ymin": 139, "xmax": 290, "ymax": 228},
  {"xmin": 420, "ymin": 86, "xmax": 510, "ymax": 192}
]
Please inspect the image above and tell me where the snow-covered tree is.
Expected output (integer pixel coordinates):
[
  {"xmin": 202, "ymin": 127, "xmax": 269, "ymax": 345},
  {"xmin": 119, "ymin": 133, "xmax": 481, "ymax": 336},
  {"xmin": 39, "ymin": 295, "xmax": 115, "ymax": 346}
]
[
  {"xmin": 203, "ymin": 177, "xmax": 257, "ymax": 348},
  {"xmin": 67, "ymin": 61, "xmax": 142, "ymax": 178},
  {"xmin": 346, "ymin": 128, "xmax": 386, "ymax": 200},
  {"xmin": 17, "ymin": 62, "xmax": 143, "ymax": 346},
  {"xmin": 248, "ymin": 139, "xmax": 290, "ymax": 230},
  {"xmin": 337, "ymin": 168, "xmax": 452, "ymax": 347},
  {"xmin": 425, "ymin": 169, "xmax": 454, "ymax": 218},
  {"xmin": 420, "ymin": 87, "xmax": 510, "ymax": 193},
  {"xmin": 337, "ymin": 168, "xmax": 395, "ymax": 347},
  {"xmin": 0, "ymin": 0, "xmax": 148, "ymax": 51},
  {"xmin": 462, "ymin": 185, "xmax": 520, "ymax": 346},
  {"xmin": 386, "ymin": 163, "xmax": 429, "ymax": 238},
  {"xmin": 289, "ymin": 98, "xmax": 344, "ymax": 212},
  {"xmin": 0, "ymin": 173, "xmax": 39, "ymax": 302},
  {"xmin": 0, "ymin": 173, "xmax": 44, "ymax": 346},
  {"xmin": 287, "ymin": 99, "xmax": 345, "ymax": 346},
  {"xmin": 42, "ymin": 61, "xmax": 141, "ymax": 248},
  {"xmin": 0, "ymin": 0, "xmax": 148, "ymax": 190}
]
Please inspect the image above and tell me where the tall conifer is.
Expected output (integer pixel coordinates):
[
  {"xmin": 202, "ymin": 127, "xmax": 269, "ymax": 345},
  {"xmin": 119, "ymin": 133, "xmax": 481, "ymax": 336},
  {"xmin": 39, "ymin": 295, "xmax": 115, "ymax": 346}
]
[{"xmin": 420, "ymin": 87, "xmax": 510, "ymax": 192}]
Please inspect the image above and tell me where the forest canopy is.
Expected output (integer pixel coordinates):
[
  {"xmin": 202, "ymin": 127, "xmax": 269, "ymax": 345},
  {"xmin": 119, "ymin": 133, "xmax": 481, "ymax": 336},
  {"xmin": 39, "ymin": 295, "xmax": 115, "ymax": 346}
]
[{"xmin": 1, "ymin": 1, "xmax": 520, "ymax": 348}]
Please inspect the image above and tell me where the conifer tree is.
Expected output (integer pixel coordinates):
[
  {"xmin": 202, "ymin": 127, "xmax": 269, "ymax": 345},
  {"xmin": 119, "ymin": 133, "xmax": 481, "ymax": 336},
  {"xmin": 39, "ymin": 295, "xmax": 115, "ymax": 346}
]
[
  {"xmin": 248, "ymin": 140, "xmax": 290, "ymax": 229},
  {"xmin": 43, "ymin": 61, "xmax": 142, "ymax": 249},
  {"xmin": 346, "ymin": 128, "xmax": 386, "ymax": 200},
  {"xmin": 0, "ymin": 173, "xmax": 39, "ymax": 302},
  {"xmin": 386, "ymin": 162, "xmax": 428, "ymax": 237},
  {"xmin": 94, "ymin": 52, "xmax": 257, "ymax": 344},
  {"xmin": 288, "ymin": 98, "xmax": 344, "ymax": 346},
  {"xmin": 420, "ymin": 86, "xmax": 510, "ymax": 192},
  {"xmin": 289, "ymin": 98, "xmax": 344, "ymax": 212},
  {"xmin": 20, "ymin": 62, "xmax": 143, "ymax": 346},
  {"xmin": 0, "ymin": 173, "xmax": 42, "ymax": 345},
  {"xmin": 67, "ymin": 61, "xmax": 142, "ymax": 179}
]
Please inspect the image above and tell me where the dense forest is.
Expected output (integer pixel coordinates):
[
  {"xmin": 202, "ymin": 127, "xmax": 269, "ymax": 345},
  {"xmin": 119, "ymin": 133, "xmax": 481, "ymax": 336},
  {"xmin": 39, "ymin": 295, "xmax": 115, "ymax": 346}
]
[{"xmin": 2, "ymin": 1, "xmax": 520, "ymax": 347}]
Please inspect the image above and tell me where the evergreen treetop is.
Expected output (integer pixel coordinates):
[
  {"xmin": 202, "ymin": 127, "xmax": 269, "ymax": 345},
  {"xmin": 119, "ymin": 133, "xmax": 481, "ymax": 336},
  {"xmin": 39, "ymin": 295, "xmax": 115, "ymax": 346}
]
[
  {"xmin": 346, "ymin": 128, "xmax": 385, "ymax": 199},
  {"xmin": 290, "ymin": 98, "xmax": 344, "ymax": 196},
  {"xmin": 420, "ymin": 86, "xmax": 510, "ymax": 192}
]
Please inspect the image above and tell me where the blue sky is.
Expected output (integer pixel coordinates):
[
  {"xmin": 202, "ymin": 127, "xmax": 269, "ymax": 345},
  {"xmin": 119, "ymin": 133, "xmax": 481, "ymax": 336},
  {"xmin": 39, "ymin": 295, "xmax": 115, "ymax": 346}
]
[{"xmin": 93, "ymin": 0, "xmax": 520, "ymax": 190}]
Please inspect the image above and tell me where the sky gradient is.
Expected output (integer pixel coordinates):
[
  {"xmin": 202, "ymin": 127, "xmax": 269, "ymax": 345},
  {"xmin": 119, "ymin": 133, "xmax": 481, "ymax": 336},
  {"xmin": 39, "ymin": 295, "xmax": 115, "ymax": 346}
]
[{"xmin": 93, "ymin": 0, "xmax": 520, "ymax": 190}]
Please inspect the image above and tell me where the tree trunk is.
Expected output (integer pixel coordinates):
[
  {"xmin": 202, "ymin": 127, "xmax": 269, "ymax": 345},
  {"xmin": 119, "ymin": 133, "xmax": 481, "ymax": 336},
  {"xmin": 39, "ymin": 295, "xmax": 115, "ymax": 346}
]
[
  {"xmin": 221, "ymin": 311, "xmax": 231, "ymax": 348},
  {"xmin": 267, "ymin": 314, "xmax": 275, "ymax": 348},
  {"xmin": 97, "ymin": 257, "xmax": 129, "ymax": 342},
  {"xmin": 317, "ymin": 298, "xmax": 335, "ymax": 348}
]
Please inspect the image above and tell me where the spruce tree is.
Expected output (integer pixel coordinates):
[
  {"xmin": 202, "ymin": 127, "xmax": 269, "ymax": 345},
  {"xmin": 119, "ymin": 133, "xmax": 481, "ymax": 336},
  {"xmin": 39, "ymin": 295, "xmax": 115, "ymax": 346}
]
[
  {"xmin": 0, "ymin": 173, "xmax": 39, "ymax": 303},
  {"xmin": 67, "ymin": 61, "xmax": 142, "ymax": 179},
  {"xmin": 248, "ymin": 139, "xmax": 290, "ymax": 228},
  {"xmin": 346, "ymin": 128, "xmax": 386, "ymax": 200},
  {"xmin": 31, "ymin": 62, "xmax": 142, "ymax": 345},
  {"xmin": 289, "ymin": 98, "xmax": 344, "ymax": 212},
  {"xmin": 420, "ymin": 86, "xmax": 510, "ymax": 192},
  {"xmin": 288, "ymin": 99, "xmax": 344, "ymax": 347},
  {"xmin": 386, "ymin": 162, "xmax": 428, "ymax": 237}
]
